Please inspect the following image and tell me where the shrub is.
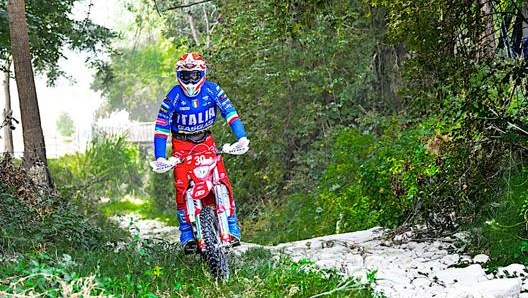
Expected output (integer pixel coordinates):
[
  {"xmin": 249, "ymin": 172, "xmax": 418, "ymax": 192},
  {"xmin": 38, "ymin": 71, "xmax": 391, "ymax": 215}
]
[
  {"xmin": 471, "ymin": 165, "xmax": 528, "ymax": 267},
  {"xmin": 246, "ymin": 118, "xmax": 442, "ymax": 244},
  {"xmin": 49, "ymin": 134, "xmax": 146, "ymax": 200},
  {"xmin": 145, "ymin": 169, "xmax": 175, "ymax": 216},
  {"xmin": 314, "ymin": 120, "xmax": 439, "ymax": 233},
  {"xmin": 0, "ymin": 156, "xmax": 124, "ymax": 253}
]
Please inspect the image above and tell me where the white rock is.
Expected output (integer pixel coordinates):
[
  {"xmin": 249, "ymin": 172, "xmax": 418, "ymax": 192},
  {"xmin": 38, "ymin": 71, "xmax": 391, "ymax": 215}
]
[
  {"xmin": 435, "ymin": 249, "xmax": 449, "ymax": 257},
  {"xmin": 406, "ymin": 241, "xmax": 418, "ymax": 250},
  {"xmin": 416, "ymin": 260, "xmax": 444, "ymax": 274},
  {"xmin": 364, "ymin": 255, "xmax": 389, "ymax": 270},
  {"xmin": 441, "ymin": 254, "xmax": 460, "ymax": 266},
  {"xmin": 349, "ymin": 268, "xmax": 369, "ymax": 284},
  {"xmin": 376, "ymin": 268, "xmax": 412, "ymax": 286},
  {"xmin": 460, "ymin": 255, "xmax": 473, "ymax": 264},
  {"xmin": 315, "ymin": 246, "xmax": 350, "ymax": 260},
  {"xmin": 344, "ymin": 253, "xmax": 364, "ymax": 267},
  {"xmin": 432, "ymin": 241, "xmax": 443, "ymax": 249},
  {"xmin": 315, "ymin": 259, "xmax": 338, "ymax": 270},
  {"xmin": 118, "ymin": 217, "xmax": 528, "ymax": 298},
  {"xmin": 341, "ymin": 263, "xmax": 364, "ymax": 277},
  {"xmin": 445, "ymin": 285, "xmax": 481, "ymax": 298},
  {"xmin": 476, "ymin": 278, "xmax": 521, "ymax": 297},
  {"xmin": 422, "ymin": 251, "xmax": 436, "ymax": 258},
  {"xmin": 412, "ymin": 277, "xmax": 432, "ymax": 288},
  {"xmin": 521, "ymin": 280, "xmax": 528, "ymax": 292},
  {"xmin": 498, "ymin": 264, "xmax": 527, "ymax": 278},
  {"xmin": 431, "ymin": 264, "xmax": 487, "ymax": 286},
  {"xmin": 473, "ymin": 254, "xmax": 490, "ymax": 264}
]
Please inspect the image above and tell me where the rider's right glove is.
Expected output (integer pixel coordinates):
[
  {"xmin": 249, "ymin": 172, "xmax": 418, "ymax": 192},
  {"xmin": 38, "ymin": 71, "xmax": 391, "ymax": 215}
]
[
  {"xmin": 167, "ymin": 156, "xmax": 181, "ymax": 164},
  {"xmin": 151, "ymin": 157, "xmax": 179, "ymax": 173}
]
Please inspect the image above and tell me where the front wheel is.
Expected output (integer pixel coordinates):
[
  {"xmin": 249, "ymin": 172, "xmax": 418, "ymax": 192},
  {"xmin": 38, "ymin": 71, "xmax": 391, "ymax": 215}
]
[{"xmin": 199, "ymin": 206, "xmax": 229, "ymax": 280}]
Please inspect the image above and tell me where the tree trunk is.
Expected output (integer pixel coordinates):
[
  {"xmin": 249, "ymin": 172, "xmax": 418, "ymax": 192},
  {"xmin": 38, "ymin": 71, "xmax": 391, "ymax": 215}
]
[
  {"xmin": 480, "ymin": 0, "xmax": 496, "ymax": 60},
  {"xmin": 7, "ymin": 0, "xmax": 53, "ymax": 187},
  {"xmin": 3, "ymin": 59, "xmax": 14, "ymax": 154}
]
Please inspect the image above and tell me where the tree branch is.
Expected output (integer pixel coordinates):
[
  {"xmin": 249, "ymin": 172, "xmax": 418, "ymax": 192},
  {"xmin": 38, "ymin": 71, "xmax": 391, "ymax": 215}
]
[{"xmin": 165, "ymin": 0, "xmax": 212, "ymax": 11}]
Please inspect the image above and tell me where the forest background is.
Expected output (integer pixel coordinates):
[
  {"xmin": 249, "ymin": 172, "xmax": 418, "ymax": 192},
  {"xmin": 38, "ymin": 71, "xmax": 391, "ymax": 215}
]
[{"xmin": 1, "ymin": 0, "xmax": 528, "ymax": 296}]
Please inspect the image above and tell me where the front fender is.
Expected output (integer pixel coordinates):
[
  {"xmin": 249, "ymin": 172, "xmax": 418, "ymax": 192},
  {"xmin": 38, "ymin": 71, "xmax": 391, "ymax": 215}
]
[{"xmin": 190, "ymin": 180, "xmax": 214, "ymax": 199}]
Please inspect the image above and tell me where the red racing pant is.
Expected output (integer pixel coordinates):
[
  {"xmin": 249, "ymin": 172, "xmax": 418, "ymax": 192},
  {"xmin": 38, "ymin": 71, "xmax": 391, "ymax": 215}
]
[{"xmin": 171, "ymin": 134, "xmax": 235, "ymax": 223}]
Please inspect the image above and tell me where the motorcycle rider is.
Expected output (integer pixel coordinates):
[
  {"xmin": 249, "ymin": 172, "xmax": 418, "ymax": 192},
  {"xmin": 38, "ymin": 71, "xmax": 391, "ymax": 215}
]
[{"xmin": 153, "ymin": 52, "xmax": 249, "ymax": 253}]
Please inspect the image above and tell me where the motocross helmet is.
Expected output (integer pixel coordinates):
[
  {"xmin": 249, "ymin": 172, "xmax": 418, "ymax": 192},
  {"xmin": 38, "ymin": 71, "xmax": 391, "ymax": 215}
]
[{"xmin": 176, "ymin": 53, "xmax": 206, "ymax": 97}]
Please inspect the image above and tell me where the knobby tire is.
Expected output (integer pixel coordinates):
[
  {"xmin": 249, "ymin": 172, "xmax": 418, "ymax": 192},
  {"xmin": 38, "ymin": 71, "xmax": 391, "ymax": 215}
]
[{"xmin": 199, "ymin": 206, "xmax": 229, "ymax": 280}]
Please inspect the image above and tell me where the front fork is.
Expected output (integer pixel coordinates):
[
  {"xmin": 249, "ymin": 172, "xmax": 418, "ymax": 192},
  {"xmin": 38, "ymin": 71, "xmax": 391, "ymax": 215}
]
[
  {"xmin": 185, "ymin": 188, "xmax": 205, "ymax": 249},
  {"xmin": 214, "ymin": 183, "xmax": 232, "ymax": 244}
]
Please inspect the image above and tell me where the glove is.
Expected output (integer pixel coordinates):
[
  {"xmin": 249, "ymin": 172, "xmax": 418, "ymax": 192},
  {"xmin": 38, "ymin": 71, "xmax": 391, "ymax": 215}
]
[
  {"xmin": 168, "ymin": 156, "xmax": 181, "ymax": 164},
  {"xmin": 222, "ymin": 137, "xmax": 250, "ymax": 155},
  {"xmin": 151, "ymin": 157, "xmax": 179, "ymax": 173}
]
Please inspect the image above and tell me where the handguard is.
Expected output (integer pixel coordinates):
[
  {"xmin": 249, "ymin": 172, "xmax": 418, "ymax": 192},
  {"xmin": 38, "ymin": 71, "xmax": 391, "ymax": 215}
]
[
  {"xmin": 150, "ymin": 157, "xmax": 179, "ymax": 173},
  {"xmin": 222, "ymin": 142, "xmax": 249, "ymax": 155}
]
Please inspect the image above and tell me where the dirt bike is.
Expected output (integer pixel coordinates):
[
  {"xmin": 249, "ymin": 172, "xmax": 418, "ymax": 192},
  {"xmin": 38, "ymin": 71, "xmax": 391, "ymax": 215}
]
[{"xmin": 150, "ymin": 141, "xmax": 248, "ymax": 280}]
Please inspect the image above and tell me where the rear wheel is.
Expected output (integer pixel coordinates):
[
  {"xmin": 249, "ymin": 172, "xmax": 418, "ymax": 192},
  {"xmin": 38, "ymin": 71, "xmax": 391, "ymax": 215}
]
[{"xmin": 199, "ymin": 206, "xmax": 229, "ymax": 280}]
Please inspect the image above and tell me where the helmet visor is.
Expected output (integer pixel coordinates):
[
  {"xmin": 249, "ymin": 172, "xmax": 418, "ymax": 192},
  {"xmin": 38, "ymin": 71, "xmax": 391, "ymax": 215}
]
[{"xmin": 180, "ymin": 70, "xmax": 202, "ymax": 84}]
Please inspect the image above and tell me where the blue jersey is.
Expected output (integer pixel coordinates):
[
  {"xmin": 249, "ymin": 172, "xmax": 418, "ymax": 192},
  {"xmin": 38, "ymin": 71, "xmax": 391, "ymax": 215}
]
[{"xmin": 154, "ymin": 81, "xmax": 247, "ymax": 159}]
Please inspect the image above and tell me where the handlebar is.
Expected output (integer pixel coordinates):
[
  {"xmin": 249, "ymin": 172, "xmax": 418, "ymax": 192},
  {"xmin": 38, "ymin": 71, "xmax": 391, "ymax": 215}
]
[{"xmin": 150, "ymin": 142, "xmax": 249, "ymax": 174}]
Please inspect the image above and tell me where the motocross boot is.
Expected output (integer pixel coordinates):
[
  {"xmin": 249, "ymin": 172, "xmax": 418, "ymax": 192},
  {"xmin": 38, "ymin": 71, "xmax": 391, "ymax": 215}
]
[
  {"xmin": 177, "ymin": 210, "xmax": 197, "ymax": 254},
  {"xmin": 227, "ymin": 214, "xmax": 241, "ymax": 247}
]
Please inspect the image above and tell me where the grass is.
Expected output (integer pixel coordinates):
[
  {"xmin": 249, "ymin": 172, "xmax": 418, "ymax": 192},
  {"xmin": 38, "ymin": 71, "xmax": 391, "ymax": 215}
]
[
  {"xmin": 100, "ymin": 195, "xmax": 178, "ymax": 226},
  {"xmin": 0, "ymin": 245, "xmax": 379, "ymax": 298},
  {"xmin": 0, "ymin": 188, "xmax": 380, "ymax": 297}
]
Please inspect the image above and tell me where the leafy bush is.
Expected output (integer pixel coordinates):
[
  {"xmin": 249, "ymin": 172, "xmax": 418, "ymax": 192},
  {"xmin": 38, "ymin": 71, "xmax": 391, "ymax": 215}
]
[
  {"xmin": 49, "ymin": 134, "xmax": 145, "ymax": 200},
  {"xmin": 470, "ymin": 166, "xmax": 528, "ymax": 267},
  {"xmin": 245, "ymin": 118, "xmax": 442, "ymax": 244},
  {"xmin": 0, "ymin": 156, "xmax": 124, "ymax": 253},
  {"xmin": 313, "ymin": 121, "xmax": 438, "ymax": 231},
  {"xmin": 145, "ymin": 169, "xmax": 175, "ymax": 216}
]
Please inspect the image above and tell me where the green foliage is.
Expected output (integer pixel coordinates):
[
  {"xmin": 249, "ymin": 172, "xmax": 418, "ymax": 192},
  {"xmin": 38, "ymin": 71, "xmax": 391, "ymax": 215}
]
[
  {"xmin": 414, "ymin": 63, "xmax": 528, "ymax": 231},
  {"xmin": 0, "ymin": 247, "xmax": 377, "ymax": 297},
  {"xmin": 364, "ymin": 0, "xmax": 528, "ymax": 238},
  {"xmin": 55, "ymin": 112, "xmax": 75, "ymax": 137},
  {"xmin": 49, "ymin": 134, "xmax": 145, "ymax": 200},
  {"xmin": 92, "ymin": 38, "xmax": 186, "ymax": 121},
  {"xmin": 0, "ymin": 0, "xmax": 115, "ymax": 83},
  {"xmin": 314, "ymin": 120, "xmax": 438, "ymax": 232},
  {"xmin": 246, "ymin": 118, "xmax": 441, "ymax": 244},
  {"xmin": 471, "ymin": 165, "xmax": 528, "ymax": 267},
  {"xmin": 0, "ymin": 166, "xmax": 123, "ymax": 253},
  {"xmin": 100, "ymin": 197, "xmax": 178, "ymax": 226},
  {"xmin": 209, "ymin": 0, "xmax": 378, "ymax": 214},
  {"xmin": 0, "ymin": 253, "xmax": 107, "ymax": 296},
  {"xmin": 145, "ymin": 168, "xmax": 175, "ymax": 218}
]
